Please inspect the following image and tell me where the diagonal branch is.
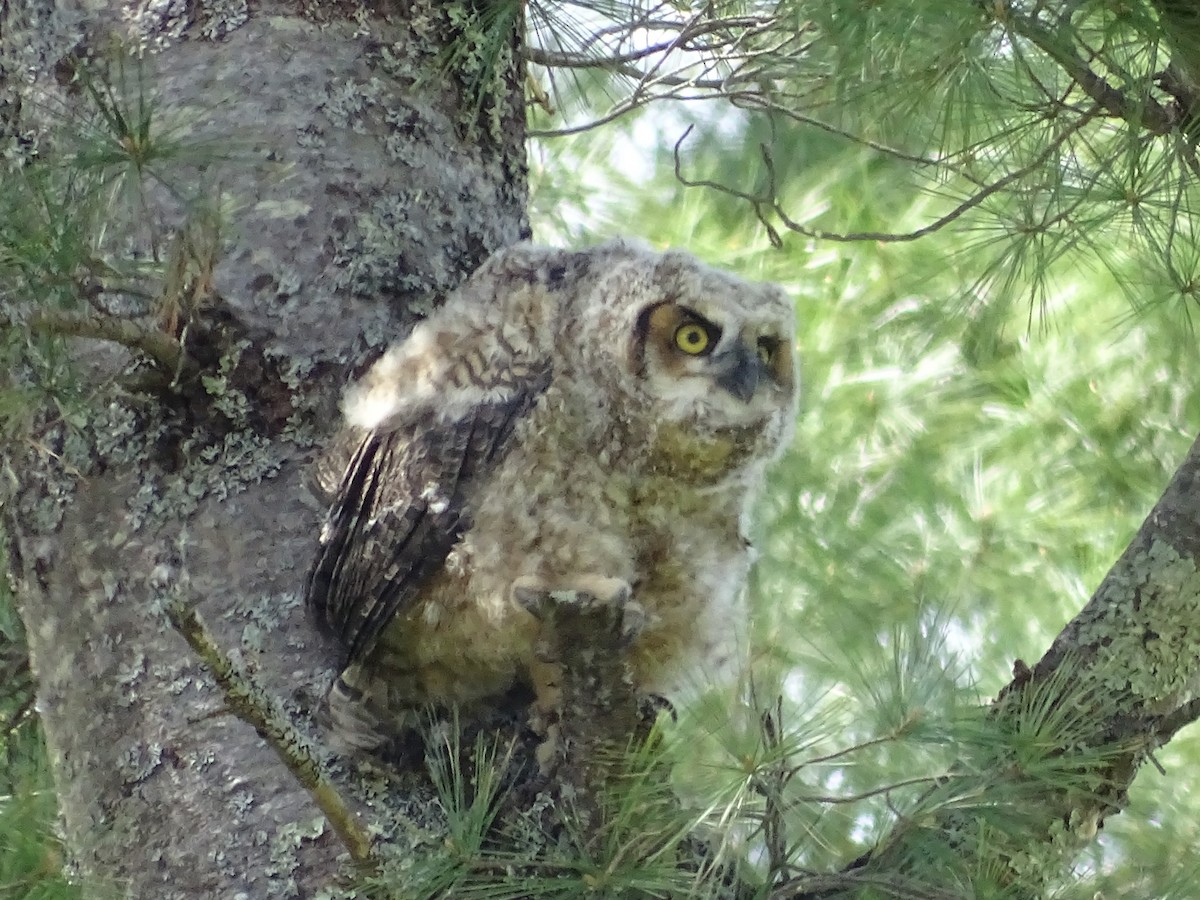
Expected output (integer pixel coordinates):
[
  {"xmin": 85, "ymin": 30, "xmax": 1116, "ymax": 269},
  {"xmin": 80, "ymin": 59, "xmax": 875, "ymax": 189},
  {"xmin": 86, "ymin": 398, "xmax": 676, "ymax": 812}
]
[
  {"xmin": 673, "ymin": 108, "xmax": 1096, "ymax": 246},
  {"xmin": 165, "ymin": 598, "xmax": 377, "ymax": 869},
  {"xmin": 18, "ymin": 308, "xmax": 189, "ymax": 374},
  {"xmin": 779, "ymin": 429, "xmax": 1200, "ymax": 897},
  {"xmin": 989, "ymin": 2, "xmax": 1177, "ymax": 134}
]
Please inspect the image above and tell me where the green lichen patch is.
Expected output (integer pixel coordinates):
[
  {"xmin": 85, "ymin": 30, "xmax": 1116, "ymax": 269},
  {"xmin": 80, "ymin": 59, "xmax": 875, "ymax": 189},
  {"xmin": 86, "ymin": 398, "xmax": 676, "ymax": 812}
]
[{"xmin": 1080, "ymin": 537, "xmax": 1200, "ymax": 706}]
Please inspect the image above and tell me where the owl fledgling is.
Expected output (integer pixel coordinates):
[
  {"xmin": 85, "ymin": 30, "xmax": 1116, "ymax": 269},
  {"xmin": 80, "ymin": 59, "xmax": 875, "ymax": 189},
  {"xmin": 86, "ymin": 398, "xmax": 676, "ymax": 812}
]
[{"xmin": 306, "ymin": 240, "xmax": 798, "ymax": 751}]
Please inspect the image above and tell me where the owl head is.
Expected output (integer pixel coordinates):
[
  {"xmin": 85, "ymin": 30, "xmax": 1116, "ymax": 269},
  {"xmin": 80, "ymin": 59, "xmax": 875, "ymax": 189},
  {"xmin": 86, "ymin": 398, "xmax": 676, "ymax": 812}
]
[{"xmin": 570, "ymin": 242, "xmax": 799, "ymax": 474}]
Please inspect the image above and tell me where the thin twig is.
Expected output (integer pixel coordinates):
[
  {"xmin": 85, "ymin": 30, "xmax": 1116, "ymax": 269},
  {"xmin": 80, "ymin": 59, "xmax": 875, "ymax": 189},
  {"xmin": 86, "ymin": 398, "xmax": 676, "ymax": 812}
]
[
  {"xmin": 787, "ymin": 730, "xmax": 909, "ymax": 775},
  {"xmin": 527, "ymin": 8, "xmax": 799, "ymax": 137},
  {"xmin": 788, "ymin": 775, "xmax": 943, "ymax": 807},
  {"xmin": 989, "ymin": 0, "xmax": 1176, "ymax": 134},
  {"xmin": 526, "ymin": 41, "xmax": 693, "ymax": 70},
  {"xmin": 19, "ymin": 308, "xmax": 187, "ymax": 374},
  {"xmin": 673, "ymin": 124, "xmax": 783, "ymax": 247},
  {"xmin": 165, "ymin": 598, "xmax": 376, "ymax": 868},
  {"xmin": 760, "ymin": 108, "xmax": 1099, "ymax": 244},
  {"xmin": 758, "ymin": 698, "xmax": 791, "ymax": 884},
  {"xmin": 729, "ymin": 93, "xmax": 966, "ymax": 175}
]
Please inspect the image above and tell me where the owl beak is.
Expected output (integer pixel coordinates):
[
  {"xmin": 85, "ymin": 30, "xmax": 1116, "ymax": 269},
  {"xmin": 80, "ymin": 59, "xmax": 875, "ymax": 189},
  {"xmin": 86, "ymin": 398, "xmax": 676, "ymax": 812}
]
[{"xmin": 713, "ymin": 345, "xmax": 760, "ymax": 403}]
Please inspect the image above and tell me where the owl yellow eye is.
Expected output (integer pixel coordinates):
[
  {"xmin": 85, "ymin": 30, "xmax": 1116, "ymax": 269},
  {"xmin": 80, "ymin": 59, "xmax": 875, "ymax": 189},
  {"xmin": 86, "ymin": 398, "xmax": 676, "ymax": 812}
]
[{"xmin": 674, "ymin": 322, "xmax": 713, "ymax": 355}]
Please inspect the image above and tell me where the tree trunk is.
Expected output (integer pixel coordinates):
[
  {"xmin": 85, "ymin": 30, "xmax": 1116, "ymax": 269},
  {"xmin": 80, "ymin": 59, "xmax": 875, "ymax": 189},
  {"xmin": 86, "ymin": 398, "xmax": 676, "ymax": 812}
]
[{"xmin": 3, "ymin": 3, "xmax": 527, "ymax": 896}]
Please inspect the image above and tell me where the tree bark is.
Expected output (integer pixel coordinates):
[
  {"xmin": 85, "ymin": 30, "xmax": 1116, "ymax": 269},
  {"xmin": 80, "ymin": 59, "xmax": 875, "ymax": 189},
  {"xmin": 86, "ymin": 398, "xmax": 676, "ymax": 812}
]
[{"xmin": 3, "ymin": 3, "xmax": 527, "ymax": 896}]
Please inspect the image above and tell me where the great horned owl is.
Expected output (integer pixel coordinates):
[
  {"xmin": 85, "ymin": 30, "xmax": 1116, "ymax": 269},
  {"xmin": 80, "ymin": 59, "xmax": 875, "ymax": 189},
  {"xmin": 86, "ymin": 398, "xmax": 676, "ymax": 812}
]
[{"xmin": 306, "ymin": 240, "xmax": 797, "ymax": 751}]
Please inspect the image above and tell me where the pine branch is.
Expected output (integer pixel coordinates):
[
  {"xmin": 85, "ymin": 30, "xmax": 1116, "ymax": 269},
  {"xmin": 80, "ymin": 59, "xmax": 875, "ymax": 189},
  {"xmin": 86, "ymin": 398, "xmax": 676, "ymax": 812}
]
[
  {"xmin": 671, "ymin": 107, "xmax": 1095, "ymax": 248},
  {"xmin": 989, "ymin": 1, "xmax": 1177, "ymax": 135},
  {"xmin": 18, "ymin": 308, "xmax": 188, "ymax": 375},
  {"xmin": 526, "ymin": 6, "xmax": 808, "ymax": 138},
  {"xmin": 1153, "ymin": 0, "xmax": 1200, "ymax": 101},
  {"xmin": 783, "ymin": 432, "xmax": 1200, "ymax": 897}
]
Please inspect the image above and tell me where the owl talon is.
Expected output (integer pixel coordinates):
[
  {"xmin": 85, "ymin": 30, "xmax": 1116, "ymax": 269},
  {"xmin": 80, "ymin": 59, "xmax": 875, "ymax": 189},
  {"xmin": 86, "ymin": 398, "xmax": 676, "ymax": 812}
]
[
  {"xmin": 639, "ymin": 693, "xmax": 676, "ymax": 725},
  {"xmin": 510, "ymin": 575, "xmax": 640, "ymax": 643}
]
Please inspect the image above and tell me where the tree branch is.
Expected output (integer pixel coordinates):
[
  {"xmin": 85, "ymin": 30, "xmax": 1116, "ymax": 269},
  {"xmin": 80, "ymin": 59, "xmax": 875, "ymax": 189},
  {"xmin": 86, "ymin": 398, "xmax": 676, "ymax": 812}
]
[
  {"xmin": 19, "ymin": 308, "xmax": 188, "ymax": 375},
  {"xmin": 1150, "ymin": 0, "xmax": 1200, "ymax": 111},
  {"xmin": 786, "ymin": 430, "xmax": 1200, "ymax": 896},
  {"xmin": 989, "ymin": 2, "xmax": 1177, "ymax": 135},
  {"xmin": 672, "ymin": 108, "xmax": 1095, "ymax": 246},
  {"xmin": 165, "ymin": 598, "xmax": 376, "ymax": 868}
]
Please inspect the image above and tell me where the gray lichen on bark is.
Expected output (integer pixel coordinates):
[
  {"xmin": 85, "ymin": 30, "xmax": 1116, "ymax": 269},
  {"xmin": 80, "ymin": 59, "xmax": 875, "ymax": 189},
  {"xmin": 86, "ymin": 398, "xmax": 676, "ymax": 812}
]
[{"xmin": 1029, "ymin": 433, "xmax": 1200, "ymax": 717}]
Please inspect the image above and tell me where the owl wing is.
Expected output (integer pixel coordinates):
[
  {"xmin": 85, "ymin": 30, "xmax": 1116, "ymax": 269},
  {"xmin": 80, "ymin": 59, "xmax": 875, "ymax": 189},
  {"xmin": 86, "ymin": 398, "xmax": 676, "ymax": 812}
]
[{"xmin": 306, "ymin": 365, "xmax": 552, "ymax": 664}]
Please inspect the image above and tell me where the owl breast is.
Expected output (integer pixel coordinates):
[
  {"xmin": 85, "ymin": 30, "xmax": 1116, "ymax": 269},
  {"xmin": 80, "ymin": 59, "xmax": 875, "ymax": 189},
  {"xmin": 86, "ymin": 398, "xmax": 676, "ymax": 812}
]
[{"xmin": 371, "ymin": 396, "xmax": 756, "ymax": 707}]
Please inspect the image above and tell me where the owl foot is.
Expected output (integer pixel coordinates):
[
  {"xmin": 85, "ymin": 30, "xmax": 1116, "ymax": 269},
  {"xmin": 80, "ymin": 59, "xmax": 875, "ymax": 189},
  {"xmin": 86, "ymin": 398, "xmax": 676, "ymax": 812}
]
[
  {"xmin": 511, "ymin": 575, "xmax": 645, "ymax": 776},
  {"xmin": 511, "ymin": 574, "xmax": 644, "ymax": 648},
  {"xmin": 639, "ymin": 692, "xmax": 677, "ymax": 725}
]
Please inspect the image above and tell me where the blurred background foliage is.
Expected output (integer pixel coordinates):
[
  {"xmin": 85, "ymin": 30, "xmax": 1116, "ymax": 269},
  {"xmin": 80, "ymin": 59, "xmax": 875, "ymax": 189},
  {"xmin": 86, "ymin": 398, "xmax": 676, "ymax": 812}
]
[
  {"xmin": 528, "ymin": 1, "xmax": 1200, "ymax": 894},
  {"xmin": 5, "ymin": 0, "xmax": 1200, "ymax": 896}
]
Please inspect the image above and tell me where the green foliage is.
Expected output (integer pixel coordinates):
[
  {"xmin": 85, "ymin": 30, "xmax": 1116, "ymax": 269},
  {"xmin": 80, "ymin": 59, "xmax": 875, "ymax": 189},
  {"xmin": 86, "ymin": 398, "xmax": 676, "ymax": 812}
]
[
  {"xmin": 439, "ymin": 0, "xmax": 524, "ymax": 140},
  {"xmin": 0, "ymin": 46, "xmax": 232, "ymax": 437},
  {"xmin": 379, "ymin": 724, "xmax": 728, "ymax": 899},
  {"xmin": 531, "ymin": 0, "xmax": 1200, "ymax": 322},
  {"xmin": 5, "ymin": 3, "xmax": 1200, "ymax": 897},
  {"xmin": 529, "ymin": 14, "xmax": 1200, "ymax": 881},
  {"xmin": 0, "ymin": 764, "xmax": 79, "ymax": 900}
]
